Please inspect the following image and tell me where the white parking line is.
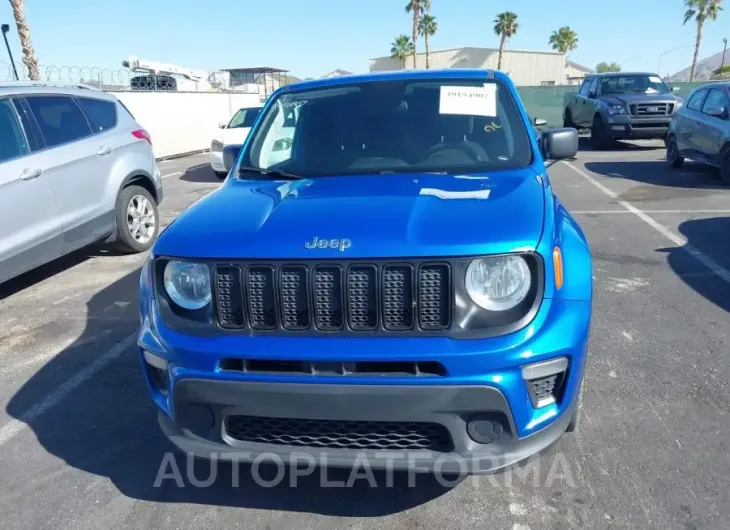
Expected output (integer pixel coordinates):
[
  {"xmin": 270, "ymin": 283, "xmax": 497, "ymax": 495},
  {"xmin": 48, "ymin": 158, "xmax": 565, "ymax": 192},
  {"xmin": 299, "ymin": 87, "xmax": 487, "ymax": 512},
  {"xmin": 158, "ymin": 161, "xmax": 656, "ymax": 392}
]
[
  {"xmin": 571, "ymin": 209, "xmax": 730, "ymax": 214},
  {"xmin": 0, "ymin": 334, "xmax": 137, "ymax": 447},
  {"xmin": 565, "ymin": 161, "xmax": 730, "ymax": 285},
  {"xmin": 161, "ymin": 171, "xmax": 183, "ymax": 179}
]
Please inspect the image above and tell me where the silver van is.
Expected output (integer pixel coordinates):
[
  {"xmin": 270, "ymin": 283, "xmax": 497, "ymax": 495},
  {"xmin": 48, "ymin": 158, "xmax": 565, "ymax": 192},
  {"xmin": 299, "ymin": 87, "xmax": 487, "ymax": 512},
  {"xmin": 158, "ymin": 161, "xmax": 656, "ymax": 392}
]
[{"xmin": 0, "ymin": 82, "xmax": 163, "ymax": 284}]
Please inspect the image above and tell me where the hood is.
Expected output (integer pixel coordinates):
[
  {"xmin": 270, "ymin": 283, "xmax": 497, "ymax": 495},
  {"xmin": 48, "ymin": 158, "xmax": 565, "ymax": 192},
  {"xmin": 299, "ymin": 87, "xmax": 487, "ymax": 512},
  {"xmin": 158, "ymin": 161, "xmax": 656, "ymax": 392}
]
[
  {"xmin": 599, "ymin": 93, "xmax": 679, "ymax": 105},
  {"xmin": 214, "ymin": 127, "xmax": 252, "ymax": 146},
  {"xmin": 154, "ymin": 170, "xmax": 546, "ymax": 260}
]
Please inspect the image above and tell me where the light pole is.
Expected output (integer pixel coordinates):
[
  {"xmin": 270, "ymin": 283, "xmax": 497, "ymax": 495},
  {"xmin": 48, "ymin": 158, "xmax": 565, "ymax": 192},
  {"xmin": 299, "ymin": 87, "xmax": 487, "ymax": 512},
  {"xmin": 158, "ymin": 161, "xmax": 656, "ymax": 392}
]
[
  {"xmin": 1, "ymin": 24, "xmax": 19, "ymax": 81},
  {"xmin": 657, "ymin": 45, "xmax": 692, "ymax": 78},
  {"xmin": 720, "ymin": 38, "xmax": 728, "ymax": 77}
]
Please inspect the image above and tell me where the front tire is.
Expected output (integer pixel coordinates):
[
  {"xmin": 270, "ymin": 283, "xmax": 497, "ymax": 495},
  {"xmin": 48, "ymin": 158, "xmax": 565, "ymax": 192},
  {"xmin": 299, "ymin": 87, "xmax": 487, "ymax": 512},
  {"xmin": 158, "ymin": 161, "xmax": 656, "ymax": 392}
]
[
  {"xmin": 666, "ymin": 136, "xmax": 684, "ymax": 169},
  {"xmin": 566, "ymin": 380, "xmax": 584, "ymax": 433},
  {"xmin": 112, "ymin": 185, "xmax": 159, "ymax": 253},
  {"xmin": 720, "ymin": 147, "xmax": 730, "ymax": 184},
  {"xmin": 563, "ymin": 109, "xmax": 576, "ymax": 129},
  {"xmin": 590, "ymin": 115, "xmax": 610, "ymax": 150}
]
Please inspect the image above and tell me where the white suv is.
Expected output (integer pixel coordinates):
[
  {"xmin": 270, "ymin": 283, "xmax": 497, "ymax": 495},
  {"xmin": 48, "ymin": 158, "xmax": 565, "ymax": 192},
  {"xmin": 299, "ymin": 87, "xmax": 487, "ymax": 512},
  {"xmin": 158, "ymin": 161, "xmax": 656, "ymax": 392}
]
[{"xmin": 0, "ymin": 82, "xmax": 163, "ymax": 284}]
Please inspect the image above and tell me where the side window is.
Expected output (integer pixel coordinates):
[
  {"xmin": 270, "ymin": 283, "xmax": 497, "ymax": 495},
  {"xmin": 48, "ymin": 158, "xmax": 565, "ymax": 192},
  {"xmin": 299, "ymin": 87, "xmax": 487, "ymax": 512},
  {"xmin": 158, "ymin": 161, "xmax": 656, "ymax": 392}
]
[
  {"xmin": 25, "ymin": 95, "xmax": 92, "ymax": 148},
  {"xmin": 76, "ymin": 97, "xmax": 118, "ymax": 132},
  {"xmin": 701, "ymin": 89, "xmax": 728, "ymax": 115},
  {"xmin": 686, "ymin": 89, "xmax": 708, "ymax": 111},
  {"xmin": 578, "ymin": 78, "xmax": 592, "ymax": 96},
  {"xmin": 0, "ymin": 99, "xmax": 29, "ymax": 163},
  {"xmin": 587, "ymin": 77, "xmax": 599, "ymax": 95}
]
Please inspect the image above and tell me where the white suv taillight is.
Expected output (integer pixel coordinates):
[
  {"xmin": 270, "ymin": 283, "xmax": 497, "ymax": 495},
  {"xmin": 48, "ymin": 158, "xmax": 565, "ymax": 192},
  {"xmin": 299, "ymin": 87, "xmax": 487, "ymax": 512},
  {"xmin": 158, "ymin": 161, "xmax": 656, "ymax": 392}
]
[{"xmin": 132, "ymin": 128, "xmax": 152, "ymax": 144}]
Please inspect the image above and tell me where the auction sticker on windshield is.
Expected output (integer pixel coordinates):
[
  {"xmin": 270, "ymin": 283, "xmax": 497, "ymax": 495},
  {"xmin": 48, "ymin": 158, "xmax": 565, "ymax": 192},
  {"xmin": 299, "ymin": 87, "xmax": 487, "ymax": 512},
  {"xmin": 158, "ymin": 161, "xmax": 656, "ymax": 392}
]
[{"xmin": 439, "ymin": 84, "xmax": 497, "ymax": 117}]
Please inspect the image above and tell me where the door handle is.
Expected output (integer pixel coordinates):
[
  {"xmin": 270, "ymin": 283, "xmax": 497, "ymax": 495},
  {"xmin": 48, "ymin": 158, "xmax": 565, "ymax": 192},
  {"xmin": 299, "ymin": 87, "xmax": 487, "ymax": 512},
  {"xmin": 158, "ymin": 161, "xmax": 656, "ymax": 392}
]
[
  {"xmin": 20, "ymin": 168, "xmax": 42, "ymax": 180},
  {"xmin": 97, "ymin": 146, "xmax": 112, "ymax": 156}
]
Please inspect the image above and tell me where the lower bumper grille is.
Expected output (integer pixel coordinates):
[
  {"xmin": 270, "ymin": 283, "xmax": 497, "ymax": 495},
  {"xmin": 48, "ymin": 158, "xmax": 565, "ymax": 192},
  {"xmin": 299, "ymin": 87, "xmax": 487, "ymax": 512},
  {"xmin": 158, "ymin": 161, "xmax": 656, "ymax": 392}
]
[{"xmin": 224, "ymin": 415, "xmax": 454, "ymax": 451}]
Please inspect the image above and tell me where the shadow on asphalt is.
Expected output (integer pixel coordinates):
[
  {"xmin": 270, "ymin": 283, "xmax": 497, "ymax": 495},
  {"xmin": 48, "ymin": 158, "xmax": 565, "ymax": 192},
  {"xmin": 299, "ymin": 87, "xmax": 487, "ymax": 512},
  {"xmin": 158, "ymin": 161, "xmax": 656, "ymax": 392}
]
[
  {"xmin": 658, "ymin": 216, "xmax": 730, "ymax": 314},
  {"xmin": 0, "ymin": 244, "xmax": 121, "ymax": 302},
  {"xmin": 575, "ymin": 135, "xmax": 664, "ymax": 153},
  {"xmin": 584, "ymin": 160, "xmax": 722, "ymax": 190},
  {"xmin": 6, "ymin": 268, "xmax": 453, "ymax": 515},
  {"xmin": 180, "ymin": 163, "xmax": 225, "ymax": 184}
]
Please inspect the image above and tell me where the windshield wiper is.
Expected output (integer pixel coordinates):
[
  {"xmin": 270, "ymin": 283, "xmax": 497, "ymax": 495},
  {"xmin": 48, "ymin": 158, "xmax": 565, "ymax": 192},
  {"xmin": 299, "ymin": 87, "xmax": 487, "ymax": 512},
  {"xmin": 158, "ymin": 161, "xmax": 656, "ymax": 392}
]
[{"xmin": 238, "ymin": 166, "xmax": 304, "ymax": 180}]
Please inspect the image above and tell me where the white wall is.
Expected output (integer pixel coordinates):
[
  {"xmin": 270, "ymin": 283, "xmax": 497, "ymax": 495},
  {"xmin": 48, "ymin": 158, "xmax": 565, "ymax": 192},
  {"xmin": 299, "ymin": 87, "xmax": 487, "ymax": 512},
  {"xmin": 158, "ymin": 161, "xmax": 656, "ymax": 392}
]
[
  {"xmin": 110, "ymin": 91, "xmax": 264, "ymax": 159},
  {"xmin": 369, "ymin": 47, "xmax": 567, "ymax": 87}
]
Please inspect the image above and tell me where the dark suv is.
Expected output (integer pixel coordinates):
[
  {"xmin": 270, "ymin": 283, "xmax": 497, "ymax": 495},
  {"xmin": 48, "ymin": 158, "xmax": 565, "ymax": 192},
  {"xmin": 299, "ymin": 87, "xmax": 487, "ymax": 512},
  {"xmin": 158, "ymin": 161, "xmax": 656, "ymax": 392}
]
[{"xmin": 563, "ymin": 72, "xmax": 683, "ymax": 148}]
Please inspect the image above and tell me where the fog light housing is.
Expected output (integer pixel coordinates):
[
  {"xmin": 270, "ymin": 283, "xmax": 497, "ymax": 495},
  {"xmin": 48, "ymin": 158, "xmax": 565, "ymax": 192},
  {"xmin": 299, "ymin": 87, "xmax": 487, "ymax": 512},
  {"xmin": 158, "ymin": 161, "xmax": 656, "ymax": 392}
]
[
  {"xmin": 143, "ymin": 351, "xmax": 169, "ymax": 396},
  {"xmin": 522, "ymin": 357, "xmax": 568, "ymax": 408}
]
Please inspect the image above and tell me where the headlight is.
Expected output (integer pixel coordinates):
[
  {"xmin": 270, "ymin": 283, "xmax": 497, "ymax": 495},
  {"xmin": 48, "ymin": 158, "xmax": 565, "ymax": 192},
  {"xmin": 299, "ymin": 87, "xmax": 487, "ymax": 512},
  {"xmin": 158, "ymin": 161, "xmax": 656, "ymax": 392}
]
[
  {"xmin": 211, "ymin": 139, "xmax": 223, "ymax": 152},
  {"xmin": 607, "ymin": 104, "xmax": 627, "ymax": 116},
  {"xmin": 163, "ymin": 261, "xmax": 211, "ymax": 310},
  {"xmin": 465, "ymin": 256, "xmax": 531, "ymax": 311}
]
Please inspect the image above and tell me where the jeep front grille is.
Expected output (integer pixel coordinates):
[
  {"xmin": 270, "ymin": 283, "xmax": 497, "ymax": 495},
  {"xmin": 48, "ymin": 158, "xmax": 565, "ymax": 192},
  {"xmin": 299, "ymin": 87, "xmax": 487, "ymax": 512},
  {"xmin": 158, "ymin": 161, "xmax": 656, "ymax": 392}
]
[{"xmin": 213, "ymin": 261, "xmax": 452, "ymax": 334}]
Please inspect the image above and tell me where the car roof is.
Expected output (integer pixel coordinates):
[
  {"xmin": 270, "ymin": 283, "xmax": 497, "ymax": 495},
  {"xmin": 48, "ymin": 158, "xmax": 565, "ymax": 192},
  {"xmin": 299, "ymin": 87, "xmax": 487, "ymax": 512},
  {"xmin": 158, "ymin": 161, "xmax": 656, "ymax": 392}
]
[
  {"xmin": 284, "ymin": 68, "xmax": 507, "ymax": 92},
  {"xmin": 593, "ymin": 72, "xmax": 659, "ymax": 78},
  {"xmin": 0, "ymin": 83, "xmax": 119, "ymax": 101}
]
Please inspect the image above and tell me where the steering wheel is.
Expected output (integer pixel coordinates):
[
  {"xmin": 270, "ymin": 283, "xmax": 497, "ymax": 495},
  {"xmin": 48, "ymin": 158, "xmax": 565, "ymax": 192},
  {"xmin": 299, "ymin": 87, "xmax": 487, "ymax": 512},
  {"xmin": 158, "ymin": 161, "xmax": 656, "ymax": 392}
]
[{"xmin": 420, "ymin": 141, "xmax": 488, "ymax": 164}]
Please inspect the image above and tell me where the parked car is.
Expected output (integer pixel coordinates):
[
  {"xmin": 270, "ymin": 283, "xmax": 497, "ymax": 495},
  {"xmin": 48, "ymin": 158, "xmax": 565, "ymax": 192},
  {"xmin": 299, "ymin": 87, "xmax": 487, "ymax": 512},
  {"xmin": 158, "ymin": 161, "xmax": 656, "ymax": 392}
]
[
  {"xmin": 209, "ymin": 106, "xmax": 262, "ymax": 179},
  {"xmin": 138, "ymin": 68, "xmax": 591, "ymax": 475},
  {"xmin": 666, "ymin": 81, "xmax": 730, "ymax": 182},
  {"xmin": 563, "ymin": 72, "xmax": 683, "ymax": 149},
  {"xmin": 0, "ymin": 82, "xmax": 163, "ymax": 285}
]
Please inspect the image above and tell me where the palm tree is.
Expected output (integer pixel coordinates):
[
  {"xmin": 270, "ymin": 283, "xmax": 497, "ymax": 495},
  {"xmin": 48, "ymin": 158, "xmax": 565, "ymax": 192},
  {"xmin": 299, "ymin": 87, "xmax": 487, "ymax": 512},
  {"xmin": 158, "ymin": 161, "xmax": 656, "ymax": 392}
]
[
  {"xmin": 548, "ymin": 26, "xmax": 579, "ymax": 54},
  {"xmin": 405, "ymin": 0, "xmax": 430, "ymax": 69},
  {"xmin": 391, "ymin": 35, "xmax": 415, "ymax": 70},
  {"xmin": 9, "ymin": 0, "xmax": 40, "ymax": 80},
  {"xmin": 493, "ymin": 12, "xmax": 518, "ymax": 71},
  {"xmin": 683, "ymin": 0, "xmax": 724, "ymax": 81},
  {"xmin": 418, "ymin": 14, "xmax": 438, "ymax": 69}
]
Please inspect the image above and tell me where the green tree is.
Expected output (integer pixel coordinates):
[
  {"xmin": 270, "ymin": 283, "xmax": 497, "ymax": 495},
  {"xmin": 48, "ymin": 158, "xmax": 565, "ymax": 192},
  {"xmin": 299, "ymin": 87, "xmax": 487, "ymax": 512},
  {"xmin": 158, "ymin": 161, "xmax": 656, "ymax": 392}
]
[
  {"xmin": 405, "ymin": 0, "xmax": 430, "ymax": 69},
  {"xmin": 595, "ymin": 61, "xmax": 621, "ymax": 73},
  {"xmin": 418, "ymin": 14, "xmax": 438, "ymax": 69},
  {"xmin": 493, "ymin": 12, "xmax": 518, "ymax": 71},
  {"xmin": 391, "ymin": 35, "xmax": 415, "ymax": 69},
  {"xmin": 683, "ymin": 0, "xmax": 724, "ymax": 81},
  {"xmin": 548, "ymin": 26, "xmax": 579, "ymax": 54},
  {"xmin": 9, "ymin": 0, "xmax": 40, "ymax": 80}
]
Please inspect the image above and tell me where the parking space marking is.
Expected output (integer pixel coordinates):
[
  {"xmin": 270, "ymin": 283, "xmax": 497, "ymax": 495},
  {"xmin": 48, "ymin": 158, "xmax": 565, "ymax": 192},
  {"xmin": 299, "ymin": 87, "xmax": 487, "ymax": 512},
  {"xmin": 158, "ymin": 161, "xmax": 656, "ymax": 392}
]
[
  {"xmin": 161, "ymin": 171, "xmax": 183, "ymax": 179},
  {"xmin": 571, "ymin": 209, "xmax": 730, "ymax": 214},
  {"xmin": 0, "ymin": 334, "xmax": 136, "ymax": 447},
  {"xmin": 565, "ymin": 161, "xmax": 730, "ymax": 285}
]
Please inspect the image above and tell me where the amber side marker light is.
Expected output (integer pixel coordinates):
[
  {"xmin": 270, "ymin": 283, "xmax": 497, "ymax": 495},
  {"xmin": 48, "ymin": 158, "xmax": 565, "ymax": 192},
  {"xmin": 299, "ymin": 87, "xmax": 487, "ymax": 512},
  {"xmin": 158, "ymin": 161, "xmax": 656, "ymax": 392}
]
[{"xmin": 553, "ymin": 246, "xmax": 564, "ymax": 289}]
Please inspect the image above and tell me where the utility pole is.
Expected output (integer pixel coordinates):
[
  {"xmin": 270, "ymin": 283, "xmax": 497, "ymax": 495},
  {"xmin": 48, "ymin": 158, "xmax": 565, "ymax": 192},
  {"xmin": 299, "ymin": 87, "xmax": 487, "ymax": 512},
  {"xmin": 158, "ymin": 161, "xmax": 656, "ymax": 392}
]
[
  {"xmin": 720, "ymin": 38, "xmax": 728, "ymax": 78},
  {"xmin": 1, "ymin": 24, "xmax": 19, "ymax": 80}
]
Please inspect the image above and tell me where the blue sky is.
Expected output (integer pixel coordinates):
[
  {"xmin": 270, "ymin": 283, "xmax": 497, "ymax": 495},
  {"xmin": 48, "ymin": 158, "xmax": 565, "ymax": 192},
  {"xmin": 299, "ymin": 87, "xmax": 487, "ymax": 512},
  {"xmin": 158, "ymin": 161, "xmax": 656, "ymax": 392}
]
[{"xmin": 0, "ymin": 0, "xmax": 727, "ymax": 80}]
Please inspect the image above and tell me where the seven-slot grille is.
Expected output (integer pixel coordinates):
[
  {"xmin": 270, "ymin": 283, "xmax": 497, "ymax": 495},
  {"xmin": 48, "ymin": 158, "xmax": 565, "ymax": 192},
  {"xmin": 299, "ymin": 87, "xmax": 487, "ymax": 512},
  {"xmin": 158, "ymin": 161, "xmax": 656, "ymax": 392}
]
[
  {"xmin": 213, "ymin": 262, "xmax": 452, "ymax": 333},
  {"xmin": 629, "ymin": 102, "xmax": 673, "ymax": 116}
]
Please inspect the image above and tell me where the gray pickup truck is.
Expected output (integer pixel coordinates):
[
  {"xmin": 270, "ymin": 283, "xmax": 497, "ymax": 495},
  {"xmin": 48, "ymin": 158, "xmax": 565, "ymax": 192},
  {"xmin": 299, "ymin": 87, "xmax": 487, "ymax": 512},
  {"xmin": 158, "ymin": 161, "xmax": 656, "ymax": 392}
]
[{"xmin": 563, "ymin": 72, "xmax": 684, "ymax": 149}]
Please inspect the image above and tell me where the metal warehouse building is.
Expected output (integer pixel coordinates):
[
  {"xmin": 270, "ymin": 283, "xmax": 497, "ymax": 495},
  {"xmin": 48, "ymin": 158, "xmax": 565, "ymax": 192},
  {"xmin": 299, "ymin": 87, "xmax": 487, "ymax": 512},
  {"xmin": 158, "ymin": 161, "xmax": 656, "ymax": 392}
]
[{"xmin": 369, "ymin": 46, "xmax": 569, "ymax": 87}]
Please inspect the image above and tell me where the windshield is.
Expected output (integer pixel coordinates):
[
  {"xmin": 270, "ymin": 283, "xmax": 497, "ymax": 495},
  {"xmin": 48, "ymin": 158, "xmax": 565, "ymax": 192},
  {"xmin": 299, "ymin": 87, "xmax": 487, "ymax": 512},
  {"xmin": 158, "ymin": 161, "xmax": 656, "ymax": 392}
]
[
  {"xmin": 600, "ymin": 75, "xmax": 671, "ymax": 95},
  {"xmin": 239, "ymin": 77, "xmax": 532, "ymax": 177},
  {"xmin": 228, "ymin": 107, "xmax": 261, "ymax": 128}
]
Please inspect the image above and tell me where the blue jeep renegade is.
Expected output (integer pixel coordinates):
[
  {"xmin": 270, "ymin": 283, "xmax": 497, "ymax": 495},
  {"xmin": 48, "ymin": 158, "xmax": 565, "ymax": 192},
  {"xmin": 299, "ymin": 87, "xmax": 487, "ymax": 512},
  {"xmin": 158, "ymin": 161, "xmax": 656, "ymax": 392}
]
[{"xmin": 138, "ymin": 69, "xmax": 591, "ymax": 474}]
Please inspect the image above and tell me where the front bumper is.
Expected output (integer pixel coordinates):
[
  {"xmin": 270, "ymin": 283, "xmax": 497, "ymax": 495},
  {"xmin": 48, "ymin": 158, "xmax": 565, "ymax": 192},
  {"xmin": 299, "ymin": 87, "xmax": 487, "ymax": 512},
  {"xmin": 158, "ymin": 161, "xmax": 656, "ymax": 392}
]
[
  {"xmin": 605, "ymin": 115, "xmax": 672, "ymax": 139},
  {"xmin": 138, "ymin": 291, "xmax": 590, "ymax": 474},
  {"xmin": 210, "ymin": 150, "xmax": 226, "ymax": 173},
  {"xmin": 158, "ymin": 380, "xmax": 577, "ymax": 474}
]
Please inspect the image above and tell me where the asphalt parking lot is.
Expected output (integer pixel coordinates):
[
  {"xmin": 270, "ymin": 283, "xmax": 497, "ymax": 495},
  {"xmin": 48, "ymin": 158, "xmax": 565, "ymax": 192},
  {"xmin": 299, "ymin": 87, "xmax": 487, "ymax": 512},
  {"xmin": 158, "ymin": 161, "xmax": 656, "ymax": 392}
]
[{"xmin": 1, "ymin": 143, "xmax": 729, "ymax": 529}]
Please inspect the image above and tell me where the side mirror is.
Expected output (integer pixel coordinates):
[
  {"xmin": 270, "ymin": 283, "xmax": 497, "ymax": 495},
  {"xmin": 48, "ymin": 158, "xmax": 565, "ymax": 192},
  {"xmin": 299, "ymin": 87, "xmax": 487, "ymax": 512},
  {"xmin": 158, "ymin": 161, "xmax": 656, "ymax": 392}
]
[
  {"xmin": 223, "ymin": 144, "xmax": 243, "ymax": 171},
  {"xmin": 588, "ymin": 90, "xmax": 597, "ymax": 99},
  {"xmin": 218, "ymin": 119, "xmax": 228, "ymax": 129},
  {"xmin": 542, "ymin": 127, "xmax": 579, "ymax": 161},
  {"xmin": 533, "ymin": 117, "xmax": 547, "ymax": 127},
  {"xmin": 672, "ymin": 86, "xmax": 681, "ymax": 93},
  {"xmin": 705, "ymin": 106, "xmax": 729, "ymax": 119}
]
